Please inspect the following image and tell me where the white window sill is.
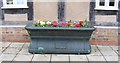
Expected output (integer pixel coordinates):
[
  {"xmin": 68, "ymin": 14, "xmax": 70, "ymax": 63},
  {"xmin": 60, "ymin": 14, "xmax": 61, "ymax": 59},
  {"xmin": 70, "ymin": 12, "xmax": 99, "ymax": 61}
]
[
  {"xmin": 94, "ymin": 26, "xmax": 118, "ymax": 29},
  {"xmin": 95, "ymin": 8, "xmax": 119, "ymax": 10},
  {"xmin": 1, "ymin": 6, "xmax": 29, "ymax": 9}
]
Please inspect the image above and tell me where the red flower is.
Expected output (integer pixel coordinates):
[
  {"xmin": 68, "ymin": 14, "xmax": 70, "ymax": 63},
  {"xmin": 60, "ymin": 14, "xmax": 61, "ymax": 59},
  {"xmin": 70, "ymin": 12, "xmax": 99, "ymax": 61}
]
[
  {"xmin": 79, "ymin": 21, "xmax": 83, "ymax": 25},
  {"xmin": 59, "ymin": 22, "xmax": 69, "ymax": 27},
  {"xmin": 75, "ymin": 24, "xmax": 80, "ymax": 28},
  {"xmin": 52, "ymin": 21, "xmax": 58, "ymax": 27}
]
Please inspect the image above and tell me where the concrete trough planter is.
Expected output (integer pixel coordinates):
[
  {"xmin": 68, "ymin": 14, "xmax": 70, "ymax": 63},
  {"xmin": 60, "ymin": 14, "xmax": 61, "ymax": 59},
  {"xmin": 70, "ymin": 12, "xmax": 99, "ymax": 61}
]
[{"xmin": 25, "ymin": 26, "xmax": 95, "ymax": 54}]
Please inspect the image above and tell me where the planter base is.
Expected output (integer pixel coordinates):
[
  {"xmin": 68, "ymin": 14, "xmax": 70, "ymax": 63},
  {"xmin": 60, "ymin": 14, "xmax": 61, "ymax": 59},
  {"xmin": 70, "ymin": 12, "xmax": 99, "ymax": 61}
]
[{"xmin": 28, "ymin": 38, "xmax": 91, "ymax": 54}]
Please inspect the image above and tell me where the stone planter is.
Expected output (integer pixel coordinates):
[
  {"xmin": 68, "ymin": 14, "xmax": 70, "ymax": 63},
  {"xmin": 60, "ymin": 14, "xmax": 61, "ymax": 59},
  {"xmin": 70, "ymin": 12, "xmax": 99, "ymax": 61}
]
[{"xmin": 25, "ymin": 25, "xmax": 95, "ymax": 54}]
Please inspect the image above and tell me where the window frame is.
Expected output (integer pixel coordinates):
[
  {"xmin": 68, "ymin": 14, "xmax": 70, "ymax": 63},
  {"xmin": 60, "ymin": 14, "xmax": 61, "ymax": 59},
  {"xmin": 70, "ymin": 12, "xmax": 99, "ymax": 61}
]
[
  {"xmin": 2, "ymin": 0, "xmax": 28, "ymax": 9},
  {"xmin": 95, "ymin": 0, "xmax": 119, "ymax": 10}
]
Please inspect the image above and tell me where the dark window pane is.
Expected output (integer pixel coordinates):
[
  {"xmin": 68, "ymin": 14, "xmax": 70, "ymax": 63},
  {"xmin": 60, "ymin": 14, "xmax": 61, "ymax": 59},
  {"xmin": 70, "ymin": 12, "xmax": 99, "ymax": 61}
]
[
  {"xmin": 6, "ymin": 0, "xmax": 13, "ymax": 5},
  {"xmin": 99, "ymin": 0, "xmax": 105, "ymax": 6},
  {"xmin": 109, "ymin": 0, "xmax": 115, "ymax": 6}
]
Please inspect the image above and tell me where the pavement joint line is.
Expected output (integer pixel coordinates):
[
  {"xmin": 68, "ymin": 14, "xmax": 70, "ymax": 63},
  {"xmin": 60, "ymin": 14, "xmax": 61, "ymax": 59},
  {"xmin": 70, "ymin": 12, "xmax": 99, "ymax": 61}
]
[
  {"xmin": 50, "ymin": 54, "xmax": 52, "ymax": 63},
  {"xmin": 1, "ymin": 42, "xmax": 12, "ymax": 56},
  {"xmin": 110, "ymin": 46, "xmax": 120, "ymax": 58},
  {"xmin": 85, "ymin": 54, "xmax": 89, "ymax": 63},
  {"xmin": 30, "ymin": 53, "xmax": 34, "ymax": 63},
  {"xmin": 1, "ymin": 42, "xmax": 12, "ymax": 63},
  {"xmin": 11, "ymin": 43, "xmax": 25, "ymax": 62},
  {"xmin": 68, "ymin": 54, "xmax": 70, "ymax": 63},
  {"xmin": 109, "ymin": 46, "xmax": 119, "ymax": 55},
  {"xmin": 96, "ymin": 45, "xmax": 108, "ymax": 63}
]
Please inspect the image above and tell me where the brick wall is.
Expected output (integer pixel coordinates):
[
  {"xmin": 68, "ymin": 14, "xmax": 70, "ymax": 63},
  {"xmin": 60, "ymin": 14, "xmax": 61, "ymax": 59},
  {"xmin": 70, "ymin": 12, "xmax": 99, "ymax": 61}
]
[
  {"xmin": 1, "ymin": 27, "xmax": 30, "ymax": 42},
  {"xmin": 1, "ymin": 27, "xmax": 118, "ymax": 45},
  {"xmin": 90, "ymin": 28, "xmax": 118, "ymax": 45}
]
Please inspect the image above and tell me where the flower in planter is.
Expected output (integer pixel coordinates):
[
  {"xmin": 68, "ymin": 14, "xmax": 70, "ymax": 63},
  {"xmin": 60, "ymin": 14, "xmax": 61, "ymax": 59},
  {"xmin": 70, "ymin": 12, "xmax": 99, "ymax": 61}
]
[
  {"xmin": 75, "ymin": 24, "xmax": 80, "ymax": 28},
  {"xmin": 79, "ymin": 21, "xmax": 83, "ymax": 25},
  {"xmin": 46, "ymin": 21, "xmax": 52, "ymax": 26},
  {"xmin": 34, "ymin": 19, "xmax": 93, "ymax": 28},
  {"xmin": 59, "ymin": 22, "xmax": 69, "ymax": 27},
  {"xmin": 46, "ymin": 21, "xmax": 52, "ymax": 25},
  {"xmin": 40, "ymin": 20, "xmax": 45, "ymax": 26},
  {"xmin": 52, "ymin": 21, "xmax": 58, "ymax": 27},
  {"xmin": 70, "ymin": 24, "xmax": 75, "ymax": 27}
]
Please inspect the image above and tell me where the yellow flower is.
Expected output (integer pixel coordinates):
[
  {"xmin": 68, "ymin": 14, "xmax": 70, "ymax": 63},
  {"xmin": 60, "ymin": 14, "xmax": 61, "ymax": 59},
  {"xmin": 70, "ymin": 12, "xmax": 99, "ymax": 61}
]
[{"xmin": 71, "ymin": 24, "xmax": 74, "ymax": 27}]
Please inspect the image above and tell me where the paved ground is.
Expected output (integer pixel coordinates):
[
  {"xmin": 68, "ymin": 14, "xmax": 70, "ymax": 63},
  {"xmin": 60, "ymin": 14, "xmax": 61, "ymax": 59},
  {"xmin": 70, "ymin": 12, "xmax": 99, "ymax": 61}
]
[{"xmin": 0, "ymin": 42, "xmax": 119, "ymax": 63}]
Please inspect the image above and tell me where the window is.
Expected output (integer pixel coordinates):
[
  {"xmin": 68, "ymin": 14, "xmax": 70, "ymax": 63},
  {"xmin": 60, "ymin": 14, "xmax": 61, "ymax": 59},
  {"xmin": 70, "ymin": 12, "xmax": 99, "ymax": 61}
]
[
  {"xmin": 99, "ymin": 0, "xmax": 105, "ymax": 6},
  {"xmin": 95, "ymin": 0, "xmax": 119, "ymax": 10},
  {"xmin": 2, "ymin": 0, "xmax": 28, "ymax": 9}
]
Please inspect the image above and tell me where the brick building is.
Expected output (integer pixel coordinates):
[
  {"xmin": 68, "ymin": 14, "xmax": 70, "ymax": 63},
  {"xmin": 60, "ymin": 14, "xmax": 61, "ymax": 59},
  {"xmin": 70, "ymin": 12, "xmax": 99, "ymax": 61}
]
[{"xmin": 0, "ymin": 0, "xmax": 119, "ymax": 45}]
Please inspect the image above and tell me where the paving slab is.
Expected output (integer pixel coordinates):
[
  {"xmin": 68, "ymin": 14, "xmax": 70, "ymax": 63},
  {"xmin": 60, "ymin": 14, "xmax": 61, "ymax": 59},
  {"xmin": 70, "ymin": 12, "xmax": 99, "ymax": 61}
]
[
  {"xmin": 2, "ymin": 47, "xmax": 7, "ymax": 52},
  {"xmin": 110, "ymin": 46, "xmax": 119, "ymax": 54},
  {"xmin": 86, "ymin": 55, "xmax": 106, "ymax": 61},
  {"xmin": 0, "ymin": 42, "xmax": 2, "ymax": 48},
  {"xmin": 89, "ymin": 45, "xmax": 102, "ymax": 56},
  {"xmin": 3, "ymin": 47, "xmax": 21, "ymax": 54},
  {"xmin": 70, "ymin": 55, "xmax": 88, "ymax": 63},
  {"xmin": 104, "ymin": 56, "xmax": 118, "ymax": 61},
  {"xmin": 51, "ymin": 54, "xmax": 69, "ymax": 63},
  {"xmin": 70, "ymin": 55, "xmax": 87, "ymax": 61},
  {"xmin": 9, "ymin": 43, "xmax": 24, "ymax": 48},
  {"xmin": 51, "ymin": 54, "xmax": 69, "ymax": 61},
  {"xmin": 97, "ymin": 45, "xmax": 118, "ymax": 56},
  {"xmin": 23, "ymin": 43, "xmax": 30, "ymax": 48},
  {"xmin": 2, "ymin": 42, "xmax": 11, "ymax": 47},
  {"xmin": 0, "ymin": 54, "xmax": 16, "ymax": 61},
  {"xmin": 18, "ymin": 48, "xmax": 31, "ymax": 55},
  {"xmin": 13, "ymin": 54, "xmax": 33, "ymax": 61},
  {"xmin": 32, "ymin": 54, "xmax": 51, "ymax": 61},
  {"xmin": 0, "ymin": 60, "xmax": 2, "ymax": 63},
  {"xmin": 0, "ymin": 50, "xmax": 1, "ymax": 55}
]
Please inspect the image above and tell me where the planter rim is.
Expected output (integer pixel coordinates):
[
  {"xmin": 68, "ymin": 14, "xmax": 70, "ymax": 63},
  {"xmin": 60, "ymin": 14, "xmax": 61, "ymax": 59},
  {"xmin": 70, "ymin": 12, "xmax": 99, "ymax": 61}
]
[{"xmin": 25, "ymin": 26, "xmax": 95, "ymax": 30}]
